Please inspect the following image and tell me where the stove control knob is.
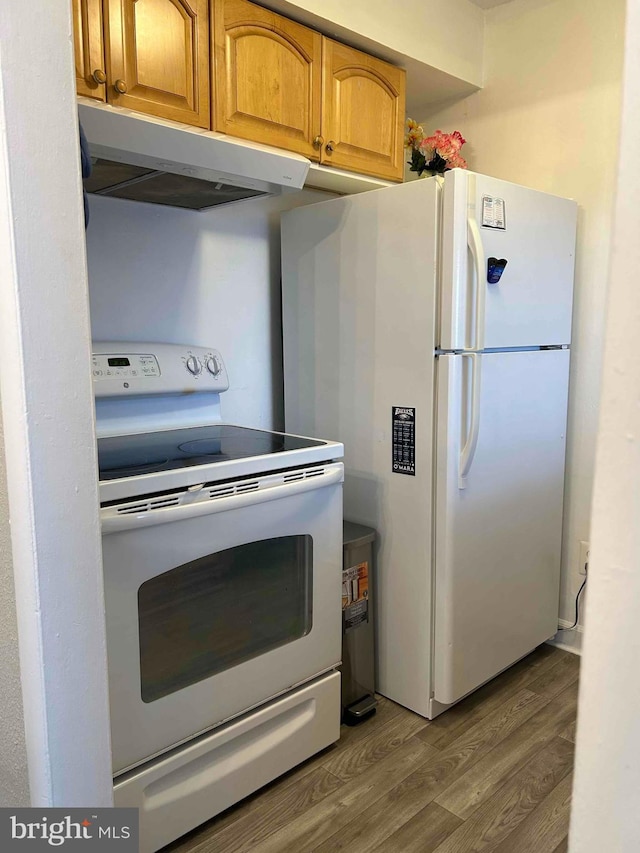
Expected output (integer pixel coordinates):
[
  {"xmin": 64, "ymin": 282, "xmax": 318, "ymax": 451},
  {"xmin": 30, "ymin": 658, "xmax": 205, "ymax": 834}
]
[
  {"xmin": 185, "ymin": 355, "xmax": 201, "ymax": 375},
  {"xmin": 205, "ymin": 356, "xmax": 221, "ymax": 377}
]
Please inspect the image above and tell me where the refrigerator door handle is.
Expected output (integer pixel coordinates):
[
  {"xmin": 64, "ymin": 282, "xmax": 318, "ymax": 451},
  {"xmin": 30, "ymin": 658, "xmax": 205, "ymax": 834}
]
[
  {"xmin": 459, "ymin": 353, "xmax": 482, "ymax": 489},
  {"xmin": 467, "ymin": 214, "xmax": 486, "ymax": 352}
]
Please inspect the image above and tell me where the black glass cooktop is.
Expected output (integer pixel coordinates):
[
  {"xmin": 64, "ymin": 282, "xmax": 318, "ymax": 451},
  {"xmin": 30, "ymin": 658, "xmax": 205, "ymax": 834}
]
[{"xmin": 98, "ymin": 424, "xmax": 326, "ymax": 480}]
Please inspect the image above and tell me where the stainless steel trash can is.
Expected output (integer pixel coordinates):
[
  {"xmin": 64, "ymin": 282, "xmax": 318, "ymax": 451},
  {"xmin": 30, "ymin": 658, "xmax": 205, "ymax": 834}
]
[{"xmin": 342, "ymin": 521, "xmax": 377, "ymax": 725}]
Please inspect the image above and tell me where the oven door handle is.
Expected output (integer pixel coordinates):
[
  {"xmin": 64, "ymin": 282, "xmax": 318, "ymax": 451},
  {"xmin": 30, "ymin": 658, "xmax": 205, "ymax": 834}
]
[{"xmin": 101, "ymin": 462, "xmax": 344, "ymax": 533}]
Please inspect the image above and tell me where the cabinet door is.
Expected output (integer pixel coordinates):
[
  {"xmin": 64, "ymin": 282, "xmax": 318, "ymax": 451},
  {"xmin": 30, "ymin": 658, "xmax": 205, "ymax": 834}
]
[
  {"xmin": 213, "ymin": 0, "xmax": 322, "ymax": 160},
  {"xmin": 321, "ymin": 39, "xmax": 406, "ymax": 182},
  {"xmin": 73, "ymin": 0, "xmax": 107, "ymax": 101},
  {"xmin": 104, "ymin": 0, "xmax": 210, "ymax": 128}
]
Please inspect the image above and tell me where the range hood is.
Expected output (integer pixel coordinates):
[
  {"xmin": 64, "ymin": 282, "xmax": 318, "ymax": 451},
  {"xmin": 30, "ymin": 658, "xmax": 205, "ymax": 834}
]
[{"xmin": 78, "ymin": 99, "xmax": 310, "ymax": 211}]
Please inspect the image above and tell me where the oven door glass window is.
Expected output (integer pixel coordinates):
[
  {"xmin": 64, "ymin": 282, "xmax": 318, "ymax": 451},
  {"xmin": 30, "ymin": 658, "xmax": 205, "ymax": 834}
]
[{"xmin": 138, "ymin": 535, "xmax": 313, "ymax": 703}]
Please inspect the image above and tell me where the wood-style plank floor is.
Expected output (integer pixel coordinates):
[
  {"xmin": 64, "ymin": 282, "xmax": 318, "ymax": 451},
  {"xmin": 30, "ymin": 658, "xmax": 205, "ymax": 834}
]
[{"xmin": 166, "ymin": 646, "xmax": 579, "ymax": 853}]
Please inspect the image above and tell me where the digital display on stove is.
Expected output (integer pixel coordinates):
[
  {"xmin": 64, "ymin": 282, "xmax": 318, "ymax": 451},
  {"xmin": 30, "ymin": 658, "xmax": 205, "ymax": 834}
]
[
  {"xmin": 108, "ymin": 357, "xmax": 131, "ymax": 367},
  {"xmin": 97, "ymin": 424, "xmax": 328, "ymax": 480}
]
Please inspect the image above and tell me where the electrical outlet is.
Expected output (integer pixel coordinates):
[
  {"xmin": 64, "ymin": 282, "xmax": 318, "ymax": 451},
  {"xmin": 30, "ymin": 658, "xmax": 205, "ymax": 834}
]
[{"xmin": 578, "ymin": 540, "xmax": 589, "ymax": 576}]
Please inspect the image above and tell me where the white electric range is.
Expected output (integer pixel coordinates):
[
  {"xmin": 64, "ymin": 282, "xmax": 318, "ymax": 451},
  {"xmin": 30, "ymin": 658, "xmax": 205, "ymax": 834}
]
[{"xmin": 93, "ymin": 342, "xmax": 344, "ymax": 853}]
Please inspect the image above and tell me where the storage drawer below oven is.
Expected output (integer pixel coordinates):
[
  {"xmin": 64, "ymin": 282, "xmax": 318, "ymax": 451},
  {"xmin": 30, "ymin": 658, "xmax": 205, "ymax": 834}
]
[{"xmin": 114, "ymin": 671, "xmax": 341, "ymax": 853}]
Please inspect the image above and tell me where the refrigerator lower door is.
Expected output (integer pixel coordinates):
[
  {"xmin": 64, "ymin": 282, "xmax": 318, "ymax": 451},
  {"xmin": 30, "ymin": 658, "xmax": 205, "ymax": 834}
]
[{"xmin": 433, "ymin": 349, "xmax": 570, "ymax": 707}]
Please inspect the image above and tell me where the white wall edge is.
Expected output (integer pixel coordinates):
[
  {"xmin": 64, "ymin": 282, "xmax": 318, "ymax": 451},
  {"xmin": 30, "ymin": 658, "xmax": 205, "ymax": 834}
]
[
  {"xmin": 569, "ymin": 0, "xmax": 640, "ymax": 846},
  {"xmin": 0, "ymin": 2, "xmax": 112, "ymax": 805}
]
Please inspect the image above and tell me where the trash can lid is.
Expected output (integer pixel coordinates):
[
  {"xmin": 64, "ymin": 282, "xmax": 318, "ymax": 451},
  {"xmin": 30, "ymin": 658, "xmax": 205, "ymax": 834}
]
[{"xmin": 343, "ymin": 520, "xmax": 376, "ymax": 547}]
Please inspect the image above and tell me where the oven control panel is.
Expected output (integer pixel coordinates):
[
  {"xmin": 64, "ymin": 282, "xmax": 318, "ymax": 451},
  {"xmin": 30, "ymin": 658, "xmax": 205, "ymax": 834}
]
[{"xmin": 92, "ymin": 342, "xmax": 229, "ymax": 398}]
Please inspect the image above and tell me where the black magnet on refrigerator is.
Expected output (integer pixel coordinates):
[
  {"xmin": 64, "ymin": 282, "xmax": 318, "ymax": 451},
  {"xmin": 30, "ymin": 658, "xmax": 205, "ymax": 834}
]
[{"xmin": 487, "ymin": 257, "xmax": 508, "ymax": 284}]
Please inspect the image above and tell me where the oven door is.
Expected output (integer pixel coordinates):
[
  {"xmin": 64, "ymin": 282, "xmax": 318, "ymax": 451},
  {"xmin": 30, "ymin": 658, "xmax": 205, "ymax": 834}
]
[{"xmin": 101, "ymin": 462, "xmax": 343, "ymax": 775}]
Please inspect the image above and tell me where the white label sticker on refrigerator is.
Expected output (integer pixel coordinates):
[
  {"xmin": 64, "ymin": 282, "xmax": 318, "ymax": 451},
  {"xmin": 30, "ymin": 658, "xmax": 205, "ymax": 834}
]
[
  {"xmin": 392, "ymin": 406, "xmax": 415, "ymax": 475},
  {"xmin": 481, "ymin": 196, "xmax": 506, "ymax": 230}
]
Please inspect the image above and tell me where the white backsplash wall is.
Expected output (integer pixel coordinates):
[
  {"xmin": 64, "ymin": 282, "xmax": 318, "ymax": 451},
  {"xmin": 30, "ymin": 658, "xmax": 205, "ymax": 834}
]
[{"xmin": 86, "ymin": 189, "xmax": 333, "ymax": 430}]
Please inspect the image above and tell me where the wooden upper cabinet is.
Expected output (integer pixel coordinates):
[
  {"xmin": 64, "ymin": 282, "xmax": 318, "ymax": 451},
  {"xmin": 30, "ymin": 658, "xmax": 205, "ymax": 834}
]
[
  {"xmin": 213, "ymin": 0, "xmax": 323, "ymax": 160},
  {"xmin": 72, "ymin": 0, "xmax": 406, "ymax": 181},
  {"xmin": 321, "ymin": 39, "xmax": 406, "ymax": 182},
  {"xmin": 103, "ymin": 0, "xmax": 210, "ymax": 127},
  {"xmin": 73, "ymin": 0, "xmax": 107, "ymax": 101}
]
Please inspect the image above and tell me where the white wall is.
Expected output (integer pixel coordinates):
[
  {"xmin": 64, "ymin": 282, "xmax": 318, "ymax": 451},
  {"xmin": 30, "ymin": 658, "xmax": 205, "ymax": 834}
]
[
  {"xmin": 275, "ymin": 0, "xmax": 485, "ymax": 86},
  {"xmin": 420, "ymin": 0, "xmax": 625, "ymax": 631},
  {"xmin": 0, "ymin": 0, "xmax": 112, "ymax": 806},
  {"xmin": 86, "ymin": 190, "xmax": 333, "ymax": 430},
  {"xmin": 569, "ymin": 1, "xmax": 640, "ymax": 847},
  {"xmin": 0, "ymin": 404, "xmax": 29, "ymax": 806}
]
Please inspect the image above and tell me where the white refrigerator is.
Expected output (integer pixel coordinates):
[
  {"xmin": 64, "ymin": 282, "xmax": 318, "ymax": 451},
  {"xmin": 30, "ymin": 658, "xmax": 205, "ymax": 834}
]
[{"xmin": 281, "ymin": 169, "xmax": 577, "ymax": 718}]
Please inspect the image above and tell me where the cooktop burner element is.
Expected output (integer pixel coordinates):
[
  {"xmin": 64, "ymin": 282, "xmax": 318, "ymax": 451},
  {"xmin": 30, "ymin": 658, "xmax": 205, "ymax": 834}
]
[{"xmin": 98, "ymin": 424, "xmax": 327, "ymax": 481}]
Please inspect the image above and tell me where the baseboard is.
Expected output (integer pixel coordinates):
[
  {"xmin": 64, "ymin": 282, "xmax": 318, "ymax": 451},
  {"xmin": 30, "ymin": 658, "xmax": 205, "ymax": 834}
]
[{"xmin": 546, "ymin": 621, "xmax": 583, "ymax": 655}]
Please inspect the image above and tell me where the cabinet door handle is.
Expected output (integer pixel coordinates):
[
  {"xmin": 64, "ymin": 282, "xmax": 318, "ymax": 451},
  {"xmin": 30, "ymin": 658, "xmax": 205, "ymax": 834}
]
[
  {"xmin": 325, "ymin": 140, "xmax": 335, "ymax": 154},
  {"xmin": 313, "ymin": 135, "xmax": 324, "ymax": 150},
  {"xmin": 92, "ymin": 68, "xmax": 107, "ymax": 85},
  {"xmin": 114, "ymin": 79, "xmax": 128, "ymax": 94}
]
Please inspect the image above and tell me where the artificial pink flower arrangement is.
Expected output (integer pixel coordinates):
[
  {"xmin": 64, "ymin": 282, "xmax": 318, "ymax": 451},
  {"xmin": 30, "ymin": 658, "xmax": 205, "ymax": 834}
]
[{"xmin": 405, "ymin": 119, "xmax": 468, "ymax": 176}]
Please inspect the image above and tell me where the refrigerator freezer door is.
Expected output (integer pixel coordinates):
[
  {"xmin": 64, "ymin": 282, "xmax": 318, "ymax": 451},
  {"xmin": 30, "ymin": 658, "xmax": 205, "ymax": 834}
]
[
  {"xmin": 434, "ymin": 349, "xmax": 569, "ymax": 707},
  {"xmin": 440, "ymin": 170, "xmax": 577, "ymax": 350}
]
